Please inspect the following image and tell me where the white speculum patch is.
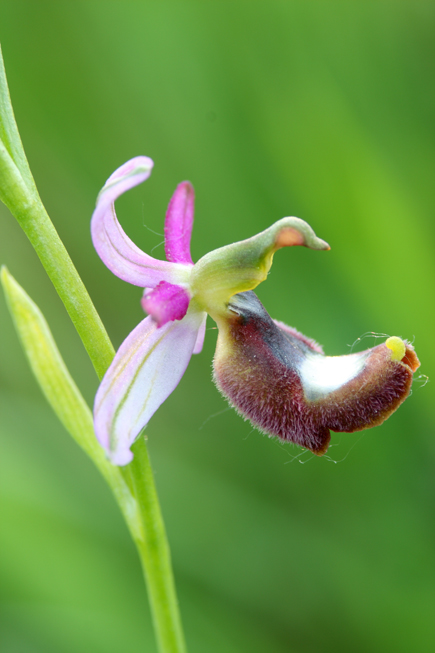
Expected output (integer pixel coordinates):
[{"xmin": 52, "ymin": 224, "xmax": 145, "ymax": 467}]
[{"xmin": 300, "ymin": 351, "xmax": 369, "ymax": 401}]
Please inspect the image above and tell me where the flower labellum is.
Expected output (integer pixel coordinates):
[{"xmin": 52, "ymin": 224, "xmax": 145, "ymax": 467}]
[
  {"xmin": 91, "ymin": 156, "xmax": 420, "ymax": 464},
  {"xmin": 213, "ymin": 292, "xmax": 420, "ymax": 455}
]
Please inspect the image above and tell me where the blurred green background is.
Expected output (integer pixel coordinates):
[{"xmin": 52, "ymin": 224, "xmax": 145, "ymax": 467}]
[{"xmin": 1, "ymin": 2, "xmax": 434, "ymax": 652}]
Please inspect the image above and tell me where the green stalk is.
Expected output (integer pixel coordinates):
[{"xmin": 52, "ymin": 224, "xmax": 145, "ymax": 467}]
[
  {"xmin": 124, "ymin": 437, "xmax": 187, "ymax": 653},
  {"xmin": 1, "ymin": 45, "xmax": 186, "ymax": 652},
  {"xmin": 1, "ymin": 45, "xmax": 113, "ymax": 378},
  {"xmin": 13, "ymin": 193, "xmax": 115, "ymax": 378}
]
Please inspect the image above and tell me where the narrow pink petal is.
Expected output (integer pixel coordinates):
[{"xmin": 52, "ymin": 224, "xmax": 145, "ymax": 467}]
[
  {"xmin": 91, "ymin": 157, "xmax": 190, "ymax": 288},
  {"xmin": 94, "ymin": 311, "xmax": 204, "ymax": 465},
  {"xmin": 193, "ymin": 313, "xmax": 207, "ymax": 354},
  {"xmin": 164, "ymin": 181, "xmax": 194, "ymax": 264},
  {"xmin": 141, "ymin": 281, "xmax": 190, "ymax": 327}
]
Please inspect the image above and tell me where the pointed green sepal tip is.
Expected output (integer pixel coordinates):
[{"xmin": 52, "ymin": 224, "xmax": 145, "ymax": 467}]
[
  {"xmin": 0, "ymin": 43, "xmax": 37, "ymax": 207},
  {"xmin": 271, "ymin": 217, "xmax": 330, "ymax": 252},
  {"xmin": 191, "ymin": 216, "xmax": 329, "ymax": 317}
]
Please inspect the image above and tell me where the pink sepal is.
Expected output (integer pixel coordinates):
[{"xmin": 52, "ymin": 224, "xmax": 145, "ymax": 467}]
[{"xmin": 94, "ymin": 310, "xmax": 204, "ymax": 465}]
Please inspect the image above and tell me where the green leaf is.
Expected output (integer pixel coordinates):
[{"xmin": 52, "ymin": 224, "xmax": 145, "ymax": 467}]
[
  {"xmin": 0, "ymin": 266, "xmax": 143, "ymax": 541},
  {"xmin": 2, "ymin": 266, "xmax": 95, "ymax": 454}
]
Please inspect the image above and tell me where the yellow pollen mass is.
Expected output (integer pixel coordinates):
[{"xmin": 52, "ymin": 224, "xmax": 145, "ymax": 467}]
[{"xmin": 385, "ymin": 336, "xmax": 406, "ymax": 361}]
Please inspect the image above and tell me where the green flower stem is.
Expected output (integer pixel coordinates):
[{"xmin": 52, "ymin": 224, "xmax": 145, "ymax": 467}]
[
  {"xmin": 123, "ymin": 437, "xmax": 187, "ymax": 653},
  {"xmin": 1, "ymin": 47, "xmax": 186, "ymax": 653},
  {"xmin": 1, "ymin": 44, "xmax": 113, "ymax": 378},
  {"xmin": 18, "ymin": 198, "xmax": 116, "ymax": 378},
  {"xmin": 20, "ymin": 198, "xmax": 116, "ymax": 378}
]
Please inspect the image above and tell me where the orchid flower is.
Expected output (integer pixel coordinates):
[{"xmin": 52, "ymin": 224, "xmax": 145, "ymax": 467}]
[{"xmin": 91, "ymin": 157, "xmax": 420, "ymax": 465}]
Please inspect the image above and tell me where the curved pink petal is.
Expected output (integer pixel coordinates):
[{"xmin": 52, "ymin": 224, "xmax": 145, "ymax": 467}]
[
  {"xmin": 165, "ymin": 181, "xmax": 194, "ymax": 264},
  {"xmin": 94, "ymin": 310, "xmax": 204, "ymax": 465},
  {"xmin": 141, "ymin": 281, "xmax": 190, "ymax": 327},
  {"xmin": 91, "ymin": 157, "xmax": 190, "ymax": 287}
]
